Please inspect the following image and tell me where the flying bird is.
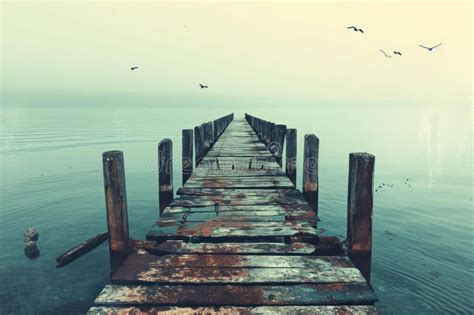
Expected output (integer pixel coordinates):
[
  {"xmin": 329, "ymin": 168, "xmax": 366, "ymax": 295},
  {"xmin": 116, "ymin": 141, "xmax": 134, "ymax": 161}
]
[
  {"xmin": 419, "ymin": 43, "xmax": 442, "ymax": 51},
  {"xmin": 379, "ymin": 50, "xmax": 392, "ymax": 58},
  {"xmin": 130, "ymin": 66, "xmax": 138, "ymax": 70},
  {"xmin": 393, "ymin": 51, "xmax": 402, "ymax": 56},
  {"xmin": 199, "ymin": 84, "xmax": 208, "ymax": 89},
  {"xmin": 347, "ymin": 26, "xmax": 364, "ymax": 33}
]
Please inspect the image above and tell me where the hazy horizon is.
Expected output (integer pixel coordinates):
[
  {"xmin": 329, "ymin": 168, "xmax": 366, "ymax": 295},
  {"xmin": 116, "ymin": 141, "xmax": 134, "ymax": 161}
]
[{"xmin": 1, "ymin": 2, "xmax": 472, "ymax": 105}]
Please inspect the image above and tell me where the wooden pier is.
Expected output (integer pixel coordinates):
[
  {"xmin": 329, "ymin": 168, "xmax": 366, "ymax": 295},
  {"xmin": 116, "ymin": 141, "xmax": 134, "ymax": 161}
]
[{"xmin": 88, "ymin": 114, "xmax": 378, "ymax": 314}]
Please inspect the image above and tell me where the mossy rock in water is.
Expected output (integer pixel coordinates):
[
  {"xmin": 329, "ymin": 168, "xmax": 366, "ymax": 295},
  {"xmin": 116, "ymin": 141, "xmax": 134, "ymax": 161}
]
[
  {"xmin": 24, "ymin": 240, "xmax": 40, "ymax": 259},
  {"xmin": 24, "ymin": 227, "xmax": 39, "ymax": 242}
]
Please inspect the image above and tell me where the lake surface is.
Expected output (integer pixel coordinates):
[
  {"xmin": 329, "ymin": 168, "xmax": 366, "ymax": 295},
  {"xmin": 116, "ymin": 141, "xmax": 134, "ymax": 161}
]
[{"xmin": 0, "ymin": 92, "xmax": 472, "ymax": 314}]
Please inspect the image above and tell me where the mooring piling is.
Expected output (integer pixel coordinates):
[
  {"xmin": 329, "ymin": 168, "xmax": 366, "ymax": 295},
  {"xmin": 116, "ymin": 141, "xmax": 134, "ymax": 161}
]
[
  {"xmin": 303, "ymin": 134, "xmax": 319, "ymax": 217},
  {"xmin": 286, "ymin": 128, "xmax": 297, "ymax": 186},
  {"xmin": 158, "ymin": 139, "xmax": 173, "ymax": 213},
  {"xmin": 102, "ymin": 150, "xmax": 129, "ymax": 273},
  {"xmin": 194, "ymin": 125, "xmax": 203, "ymax": 166},
  {"xmin": 347, "ymin": 152, "xmax": 375, "ymax": 283},
  {"xmin": 182, "ymin": 129, "xmax": 193, "ymax": 184}
]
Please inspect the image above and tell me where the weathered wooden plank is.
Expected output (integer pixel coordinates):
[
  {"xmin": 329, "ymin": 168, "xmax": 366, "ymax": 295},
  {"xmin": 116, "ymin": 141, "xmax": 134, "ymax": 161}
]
[
  {"xmin": 170, "ymin": 194, "xmax": 311, "ymax": 207},
  {"xmin": 88, "ymin": 305, "xmax": 379, "ymax": 314},
  {"xmin": 94, "ymin": 283, "xmax": 376, "ymax": 305},
  {"xmin": 159, "ymin": 209, "xmax": 316, "ymax": 223},
  {"xmin": 113, "ymin": 253, "xmax": 355, "ymax": 269},
  {"xmin": 176, "ymin": 188, "xmax": 302, "ymax": 196},
  {"xmin": 183, "ymin": 176, "xmax": 295, "ymax": 189},
  {"xmin": 128, "ymin": 240, "xmax": 316, "ymax": 255},
  {"xmin": 56, "ymin": 232, "xmax": 108, "ymax": 268},
  {"xmin": 147, "ymin": 220, "xmax": 317, "ymax": 242},
  {"xmin": 112, "ymin": 265, "xmax": 365, "ymax": 284}
]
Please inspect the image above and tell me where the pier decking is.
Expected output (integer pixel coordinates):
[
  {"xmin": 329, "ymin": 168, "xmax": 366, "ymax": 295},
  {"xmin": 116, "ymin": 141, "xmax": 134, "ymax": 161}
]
[{"xmin": 88, "ymin": 114, "xmax": 377, "ymax": 314}]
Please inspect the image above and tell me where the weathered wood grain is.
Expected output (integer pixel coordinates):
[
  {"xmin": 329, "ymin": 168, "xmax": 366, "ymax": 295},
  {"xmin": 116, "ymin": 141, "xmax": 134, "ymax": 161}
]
[
  {"xmin": 102, "ymin": 150, "xmax": 129, "ymax": 273},
  {"xmin": 93, "ymin": 283, "xmax": 377, "ymax": 305},
  {"xmin": 56, "ymin": 232, "xmax": 108, "ymax": 268},
  {"xmin": 182, "ymin": 129, "xmax": 193, "ymax": 184},
  {"xmin": 128, "ymin": 240, "xmax": 316, "ymax": 255},
  {"xmin": 158, "ymin": 139, "xmax": 173, "ymax": 213},
  {"xmin": 88, "ymin": 305, "xmax": 379, "ymax": 314}
]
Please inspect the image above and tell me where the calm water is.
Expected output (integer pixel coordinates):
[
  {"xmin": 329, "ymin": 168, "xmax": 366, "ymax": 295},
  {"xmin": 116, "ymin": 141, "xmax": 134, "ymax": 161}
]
[{"xmin": 0, "ymin": 92, "xmax": 472, "ymax": 314}]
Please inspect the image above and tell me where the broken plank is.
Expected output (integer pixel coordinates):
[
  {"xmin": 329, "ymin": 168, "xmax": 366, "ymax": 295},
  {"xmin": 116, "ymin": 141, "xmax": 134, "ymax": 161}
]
[{"xmin": 56, "ymin": 232, "xmax": 108, "ymax": 268}]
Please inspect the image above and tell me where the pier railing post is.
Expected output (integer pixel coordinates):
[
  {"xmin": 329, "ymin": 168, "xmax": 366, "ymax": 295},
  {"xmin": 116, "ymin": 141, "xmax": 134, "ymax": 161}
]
[
  {"xmin": 158, "ymin": 139, "xmax": 173, "ymax": 213},
  {"xmin": 194, "ymin": 125, "xmax": 203, "ymax": 166},
  {"xmin": 347, "ymin": 152, "xmax": 375, "ymax": 283},
  {"xmin": 182, "ymin": 129, "xmax": 193, "ymax": 184},
  {"xmin": 302, "ymin": 134, "xmax": 319, "ymax": 217},
  {"xmin": 286, "ymin": 128, "xmax": 297, "ymax": 186},
  {"xmin": 102, "ymin": 150, "xmax": 129, "ymax": 274},
  {"xmin": 272, "ymin": 124, "xmax": 286, "ymax": 167}
]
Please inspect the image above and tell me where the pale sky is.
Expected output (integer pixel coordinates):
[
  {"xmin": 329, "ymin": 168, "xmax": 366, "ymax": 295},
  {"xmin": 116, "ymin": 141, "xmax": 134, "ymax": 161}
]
[{"xmin": 1, "ymin": 1, "xmax": 472, "ymax": 106}]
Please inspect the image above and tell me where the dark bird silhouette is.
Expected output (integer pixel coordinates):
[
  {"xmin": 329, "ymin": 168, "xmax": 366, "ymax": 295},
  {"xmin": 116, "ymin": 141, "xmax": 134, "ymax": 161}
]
[
  {"xmin": 130, "ymin": 66, "xmax": 138, "ymax": 70},
  {"xmin": 347, "ymin": 26, "xmax": 364, "ymax": 33},
  {"xmin": 419, "ymin": 43, "xmax": 442, "ymax": 51},
  {"xmin": 393, "ymin": 51, "xmax": 402, "ymax": 56},
  {"xmin": 214, "ymin": 203, "xmax": 219, "ymax": 216},
  {"xmin": 199, "ymin": 84, "xmax": 208, "ymax": 89},
  {"xmin": 379, "ymin": 50, "xmax": 392, "ymax": 58}
]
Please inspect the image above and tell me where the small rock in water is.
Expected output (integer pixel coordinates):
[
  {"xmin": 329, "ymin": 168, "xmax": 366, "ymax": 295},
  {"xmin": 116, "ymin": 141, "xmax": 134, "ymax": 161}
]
[
  {"xmin": 24, "ymin": 240, "xmax": 40, "ymax": 259},
  {"xmin": 24, "ymin": 227, "xmax": 40, "ymax": 259},
  {"xmin": 24, "ymin": 227, "xmax": 39, "ymax": 242}
]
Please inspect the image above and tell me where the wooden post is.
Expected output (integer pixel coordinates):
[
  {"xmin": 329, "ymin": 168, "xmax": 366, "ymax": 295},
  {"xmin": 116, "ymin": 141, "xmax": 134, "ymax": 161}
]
[
  {"xmin": 182, "ymin": 129, "xmax": 193, "ymax": 184},
  {"xmin": 202, "ymin": 122, "xmax": 212, "ymax": 153},
  {"xmin": 347, "ymin": 152, "xmax": 375, "ymax": 283},
  {"xmin": 213, "ymin": 120, "xmax": 218, "ymax": 143},
  {"xmin": 102, "ymin": 150, "xmax": 129, "ymax": 274},
  {"xmin": 272, "ymin": 124, "xmax": 286, "ymax": 167},
  {"xmin": 286, "ymin": 128, "xmax": 297, "ymax": 186},
  {"xmin": 158, "ymin": 139, "xmax": 173, "ymax": 213},
  {"xmin": 194, "ymin": 125, "xmax": 203, "ymax": 166},
  {"xmin": 302, "ymin": 134, "xmax": 319, "ymax": 217}
]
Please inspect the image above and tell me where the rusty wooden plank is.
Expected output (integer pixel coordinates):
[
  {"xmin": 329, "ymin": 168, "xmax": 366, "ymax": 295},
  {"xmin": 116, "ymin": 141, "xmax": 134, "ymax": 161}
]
[
  {"xmin": 114, "ymin": 253, "xmax": 355, "ymax": 269},
  {"xmin": 88, "ymin": 305, "xmax": 379, "ymax": 314},
  {"xmin": 146, "ymin": 222, "xmax": 317, "ymax": 243},
  {"xmin": 169, "ymin": 194, "xmax": 311, "ymax": 207},
  {"xmin": 183, "ymin": 176, "xmax": 295, "ymax": 189},
  {"xmin": 93, "ymin": 283, "xmax": 377, "ymax": 305},
  {"xmin": 112, "ymin": 266, "xmax": 366, "ymax": 284},
  {"xmin": 162, "ymin": 204, "xmax": 313, "ymax": 214},
  {"xmin": 56, "ymin": 232, "xmax": 108, "ymax": 268},
  {"xmin": 176, "ymin": 188, "xmax": 302, "ymax": 196},
  {"xmin": 128, "ymin": 240, "xmax": 316, "ymax": 255},
  {"xmin": 158, "ymin": 209, "xmax": 316, "ymax": 223}
]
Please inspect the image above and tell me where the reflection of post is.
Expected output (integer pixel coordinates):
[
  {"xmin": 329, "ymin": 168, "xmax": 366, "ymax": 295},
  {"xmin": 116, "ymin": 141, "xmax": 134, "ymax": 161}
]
[
  {"xmin": 182, "ymin": 129, "xmax": 193, "ymax": 184},
  {"xmin": 302, "ymin": 134, "xmax": 319, "ymax": 217},
  {"xmin": 102, "ymin": 150, "xmax": 129, "ymax": 274},
  {"xmin": 347, "ymin": 152, "xmax": 375, "ymax": 283},
  {"xmin": 285, "ymin": 128, "xmax": 297, "ymax": 186},
  {"xmin": 158, "ymin": 139, "xmax": 173, "ymax": 213}
]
